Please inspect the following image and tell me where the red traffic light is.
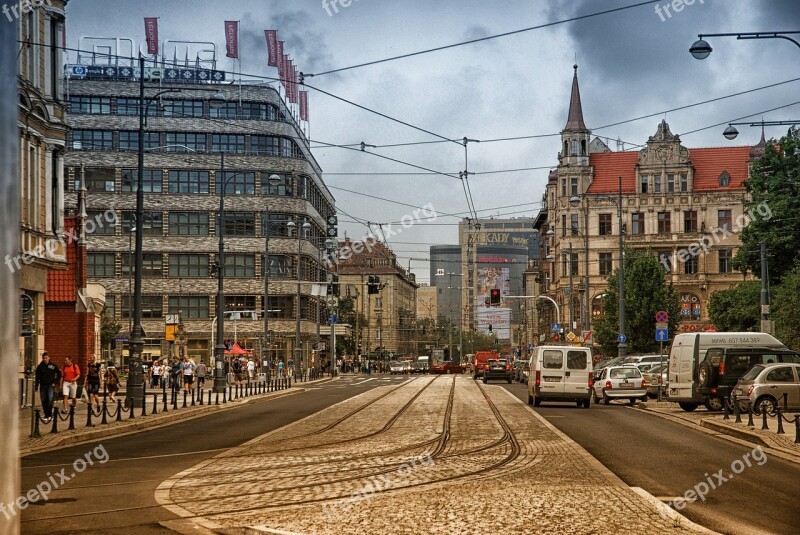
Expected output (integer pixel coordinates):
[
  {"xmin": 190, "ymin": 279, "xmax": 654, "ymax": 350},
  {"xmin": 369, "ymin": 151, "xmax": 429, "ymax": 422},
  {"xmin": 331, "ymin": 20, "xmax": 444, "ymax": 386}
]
[
  {"xmin": 490, "ymin": 288, "xmax": 501, "ymax": 305},
  {"xmin": 553, "ymin": 334, "xmax": 560, "ymax": 341}
]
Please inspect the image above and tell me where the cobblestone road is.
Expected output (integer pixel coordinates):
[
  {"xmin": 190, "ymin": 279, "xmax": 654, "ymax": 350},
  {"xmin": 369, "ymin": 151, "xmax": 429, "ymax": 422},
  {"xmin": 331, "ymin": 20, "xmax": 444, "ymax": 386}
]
[{"xmin": 157, "ymin": 376, "xmax": 709, "ymax": 534}]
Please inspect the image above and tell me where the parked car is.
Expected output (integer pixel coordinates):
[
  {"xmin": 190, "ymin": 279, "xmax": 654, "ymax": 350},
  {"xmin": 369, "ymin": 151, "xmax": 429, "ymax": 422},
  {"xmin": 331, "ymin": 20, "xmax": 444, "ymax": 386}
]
[
  {"xmin": 732, "ymin": 363, "xmax": 800, "ymax": 415},
  {"xmin": 528, "ymin": 345, "xmax": 592, "ymax": 408},
  {"xmin": 411, "ymin": 362, "xmax": 427, "ymax": 374},
  {"xmin": 592, "ymin": 366, "xmax": 647, "ymax": 405},
  {"xmin": 643, "ymin": 364, "xmax": 667, "ymax": 399},
  {"xmin": 623, "ymin": 355, "xmax": 664, "ymax": 366},
  {"xmin": 594, "ymin": 356, "xmax": 624, "ymax": 371},
  {"xmin": 389, "ymin": 361, "xmax": 406, "ymax": 375},
  {"xmin": 430, "ymin": 360, "xmax": 464, "ymax": 374},
  {"xmin": 483, "ymin": 359, "xmax": 513, "ymax": 383}
]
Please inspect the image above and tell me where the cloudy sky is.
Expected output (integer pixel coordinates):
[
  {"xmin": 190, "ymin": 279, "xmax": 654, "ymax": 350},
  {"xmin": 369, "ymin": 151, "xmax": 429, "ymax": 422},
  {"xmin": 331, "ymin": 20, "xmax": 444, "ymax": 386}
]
[{"xmin": 65, "ymin": 0, "xmax": 800, "ymax": 284}]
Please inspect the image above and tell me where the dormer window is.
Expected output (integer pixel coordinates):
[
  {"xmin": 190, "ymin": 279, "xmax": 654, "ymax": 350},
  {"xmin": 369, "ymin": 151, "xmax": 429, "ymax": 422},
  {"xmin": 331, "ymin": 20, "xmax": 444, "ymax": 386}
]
[{"xmin": 718, "ymin": 170, "xmax": 730, "ymax": 187}]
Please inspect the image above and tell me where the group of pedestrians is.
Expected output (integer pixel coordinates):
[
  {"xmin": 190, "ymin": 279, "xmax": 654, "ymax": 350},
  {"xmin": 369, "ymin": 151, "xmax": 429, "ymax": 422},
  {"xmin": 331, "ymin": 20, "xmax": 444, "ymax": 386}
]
[{"xmin": 33, "ymin": 352, "xmax": 120, "ymax": 423}]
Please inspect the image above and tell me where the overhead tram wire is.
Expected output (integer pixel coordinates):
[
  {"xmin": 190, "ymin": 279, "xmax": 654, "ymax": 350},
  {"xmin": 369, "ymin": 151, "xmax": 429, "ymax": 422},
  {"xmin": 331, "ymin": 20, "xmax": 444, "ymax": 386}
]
[{"xmin": 304, "ymin": 0, "xmax": 661, "ymax": 77}]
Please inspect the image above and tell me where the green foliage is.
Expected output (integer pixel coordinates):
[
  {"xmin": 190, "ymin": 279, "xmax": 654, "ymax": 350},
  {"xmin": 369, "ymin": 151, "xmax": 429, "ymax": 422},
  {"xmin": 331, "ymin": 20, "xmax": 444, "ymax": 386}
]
[
  {"xmin": 593, "ymin": 248, "xmax": 680, "ymax": 355},
  {"xmin": 733, "ymin": 127, "xmax": 800, "ymax": 284},
  {"xmin": 772, "ymin": 264, "xmax": 800, "ymax": 351},
  {"xmin": 707, "ymin": 281, "xmax": 760, "ymax": 332},
  {"xmin": 100, "ymin": 309, "xmax": 121, "ymax": 349}
]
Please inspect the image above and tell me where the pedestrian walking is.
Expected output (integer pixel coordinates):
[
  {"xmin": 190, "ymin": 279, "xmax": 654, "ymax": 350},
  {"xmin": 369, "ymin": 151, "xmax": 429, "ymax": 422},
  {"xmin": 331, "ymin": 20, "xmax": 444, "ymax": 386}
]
[
  {"xmin": 196, "ymin": 360, "xmax": 207, "ymax": 387},
  {"xmin": 151, "ymin": 361, "xmax": 162, "ymax": 389},
  {"xmin": 170, "ymin": 356, "xmax": 181, "ymax": 391},
  {"xmin": 105, "ymin": 362, "xmax": 120, "ymax": 401},
  {"xmin": 84, "ymin": 362, "xmax": 101, "ymax": 410},
  {"xmin": 246, "ymin": 358, "xmax": 255, "ymax": 381},
  {"xmin": 232, "ymin": 358, "xmax": 243, "ymax": 385},
  {"xmin": 181, "ymin": 355, "xmax": 196, "ymax": 393},
  {"xmin": 60, "ymin": 356, "xmax": 81, "ymax": 414},
  {"xmin": 278, "ymin": 359, "xmax": 284, "ymax": 378},
  {"xmin": 34, "ymin": 352, "xmax": 60, "ymax": 422}
]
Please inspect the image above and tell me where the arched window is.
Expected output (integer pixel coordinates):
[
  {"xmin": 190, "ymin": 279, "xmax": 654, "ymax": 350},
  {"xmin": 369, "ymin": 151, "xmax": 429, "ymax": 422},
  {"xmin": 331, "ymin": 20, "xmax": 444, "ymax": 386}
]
[
  {"xmin": 718, "ymin": 171, "xmax": 730, "ymax": 187},
  {"xmin": 581, "ymin": 139, "xmax": 587, "ymax": 156},
  {"xmin": 563, "ymin": 140, "xmax": 569, "ymax": 156},
  {"xmin": 570, "ymin": 140, "xmax": 579, "ymax": 156}
]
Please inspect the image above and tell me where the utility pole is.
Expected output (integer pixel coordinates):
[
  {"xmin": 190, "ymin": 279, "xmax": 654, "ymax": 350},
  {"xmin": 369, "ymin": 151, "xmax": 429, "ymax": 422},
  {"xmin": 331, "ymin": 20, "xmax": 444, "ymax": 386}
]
[{"xmin": 760, "ymin": 241, "xmax": 771, "ymax": 333}]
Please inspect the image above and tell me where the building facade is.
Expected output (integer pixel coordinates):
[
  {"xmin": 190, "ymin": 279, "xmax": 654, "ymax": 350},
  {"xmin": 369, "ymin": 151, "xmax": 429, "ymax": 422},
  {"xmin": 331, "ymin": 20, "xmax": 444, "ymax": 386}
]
[
  {"xmin": 429, "ymin": 244, "xmax": 461, "ymax": 325},
  {"xmin": 535, "ymin": 65, "xmax": 757, "ymax": 341},
  {"xmin": 337, "ymin": 238, "xmax": 418, "ymax": 359},
  {"xmin": 416, "ymin": 285, "xmax": 437, "ymax": 322},
  {"xmin": 16, "ymin": 1, "xmax": 69, "ymax": 396},
  {"xmin": 63, "ymin": 54, "xmax": 334, "ymax": 366}
]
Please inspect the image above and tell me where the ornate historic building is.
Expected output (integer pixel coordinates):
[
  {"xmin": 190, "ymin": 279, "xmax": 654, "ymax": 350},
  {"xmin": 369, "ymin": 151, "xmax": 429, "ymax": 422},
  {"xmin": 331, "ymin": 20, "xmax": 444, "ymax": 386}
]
[{"xmin": 535, "ymin": 66, "xmax": 759, "ymax": 340}]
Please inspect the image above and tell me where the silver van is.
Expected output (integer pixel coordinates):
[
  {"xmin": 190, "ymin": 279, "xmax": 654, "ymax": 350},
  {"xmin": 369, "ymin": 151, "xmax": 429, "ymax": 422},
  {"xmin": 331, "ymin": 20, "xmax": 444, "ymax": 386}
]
[{"xmin": 527, "ymin": 345, "xmax": 593, "ymax": 408}]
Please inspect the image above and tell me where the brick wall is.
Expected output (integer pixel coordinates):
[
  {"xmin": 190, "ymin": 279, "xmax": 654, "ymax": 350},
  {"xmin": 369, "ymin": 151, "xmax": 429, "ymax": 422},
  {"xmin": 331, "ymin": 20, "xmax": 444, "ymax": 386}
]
[{"xmin": 45, "ymin": 303, "xmax": 96, "ymax": 372}]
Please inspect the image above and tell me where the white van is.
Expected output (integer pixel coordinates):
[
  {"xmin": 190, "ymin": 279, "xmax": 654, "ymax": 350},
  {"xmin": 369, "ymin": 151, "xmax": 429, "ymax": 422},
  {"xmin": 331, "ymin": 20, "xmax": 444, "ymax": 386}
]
[
  {"xmin": 527, "ymin": 345, "xmax": 593, "ymax": 408},
  {"xmin": 667, "ymin": 332, "xmax": 787, "ymax": 411}
]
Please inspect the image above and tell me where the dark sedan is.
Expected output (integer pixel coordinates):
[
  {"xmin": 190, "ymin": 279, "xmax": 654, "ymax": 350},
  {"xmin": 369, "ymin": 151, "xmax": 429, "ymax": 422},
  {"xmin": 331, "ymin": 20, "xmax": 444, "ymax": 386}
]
[{"xmin": 483, "ymin": 359, "xmax": 513, "ymax": 384}]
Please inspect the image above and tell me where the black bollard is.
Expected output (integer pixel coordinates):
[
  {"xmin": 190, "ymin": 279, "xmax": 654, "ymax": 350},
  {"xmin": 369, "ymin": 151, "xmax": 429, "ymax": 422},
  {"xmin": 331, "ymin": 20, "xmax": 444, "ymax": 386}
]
[
  {"xmin": 142, "ymin": 390, "xmax": 147, "ymax": 417},
  {"xmin": 68, "ymin": 406, "xmax": 75, "ymax": 430},
  {"xmin": 101, "ymin": 401, "xmax": 108, "ymax": 425},
  {"xmin": 116, "ymin": 399, "xmax": 123, "ymax": 422},
  {"xmin": 784, "ymin": 393, "xmax": 789, "ymax": 412},
  {"xmin": 86, "ymin": 404, "xmax": 94, "ymax": 427},
  {"xmin": 51, "ymin": 411, "xmax": 59, "ymax": 433},
  {"xmin": 734, "ymin": 399, "xmax": 742, "ymax": 424},
  {"xmin": 223, "ymin": 390, "xmax": 227, "ymax": 403},
  {"xmin": 288, "ymin": 376, "xmax": 291, "ymax": 388},
  {"xmin": 153, "ymin": 393, "xmax": 158, "ymax": 415},
  {"xmin": 191, "ymin": 389, "xmax": 195, "ymax": 406},
  {"xmin": 183, "ymin": 390, "xmax": 187, "ymax": 408},
  {"xmin": 173, "ymin": 390, "xmax": 178, "ymax": 410},
  {"xmin": 162, "ymin": 389, "xmax": 168, "ymax": 412},
  {"xmin": 215, "ymin": 391, "xmax": 219, "ymax": 405},
  {"xmin": 777, "ymin": 406, "xmax": 785, "ymax": 434},
  {"xmin": 762, "ymin": 409, "xmax": 769, "ymax": 430},
  {"xmin": 795, "ymin": 415, "xmax": 800, "ymax": 444},
  {"xmin": 208, "ymin": 390, "xmax": 211, "ymax": 405},
  {"xmin": 723, "ymin": 400, "xmax": 730, "ymax": 420},
  {"xmin": 747, "ymin": 402, "xmax": 754, "ymax": 427},
  {"xmin": 129, "ymin": 398, "xmax": 135, "ymax": 419},
  {"xmin": 33, "ymin": 409, "xmax": 41, "ymax": 437}
]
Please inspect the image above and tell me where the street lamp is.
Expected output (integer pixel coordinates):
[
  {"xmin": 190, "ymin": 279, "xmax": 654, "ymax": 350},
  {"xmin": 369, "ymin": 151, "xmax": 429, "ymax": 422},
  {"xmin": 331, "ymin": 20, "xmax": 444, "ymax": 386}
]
[
  {"xmin": 262, "ymin": 174, "xmax": 283, "ymax": 373},
  {"xmin": 287, "ymin": 218, "xmax": 311, "ymax": 377},
  {"xmin": 720, "ymin": 120, "xmax": 800, "ymax": 140},
  {"xmin": 690, "ymin": 31, "xmax": 800, "ymax": 59},
  {"xmin": 569, "ymin": 175, "xmax": 626, "ymax": 358}
]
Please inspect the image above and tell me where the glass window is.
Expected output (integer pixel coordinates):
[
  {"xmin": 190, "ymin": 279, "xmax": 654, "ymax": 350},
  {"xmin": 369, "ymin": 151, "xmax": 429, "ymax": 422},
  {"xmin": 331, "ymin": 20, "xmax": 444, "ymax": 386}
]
[
  {"xmin": 263, "ymin": 212, "xmax": 294, "ymax": 237},
  {"xmin": 765, "ymin": 367, "xmax": 794, "ymax": 383},
  {"xmin": 211, "ymin": 134, "xmax": 246, "ymax": 154},
  {"xmin": 83, "ymin": 168, "xmax": 115, "ymax": 192},
  {"xmin": 598, "ymin": 213, "xmax": 612, "ymax": 236},
  {"xmin": 684, "ymin": 211, "xmax": 697, "ymax": 233},
  {"xmin": 667, "ymin": 174, "xmax": 675, "ymax": 193},
  {"xmin": 719, "ymin": 249, "xmax": 732, "ymax": 273},
  {"xmin": 560, "ymin": 178, "xmax": 566, "ymax": 197},
  {"xmin": 121, "ymin": 169, "xmax": 162, "ymax": 193},
  {"xmin": 86, "ymin": 210, "xmax": 116, "ymax": 235},
  {"xmin": 653, "ymin": 174, "xmax": 661, "ymax": 193},
  {"xmin": 640, "ymin": 175, "xmax": 648, "ymax": 194},
  {"xmin": 599, "ymin": 252, "xmax": 612, "ymax": 276},
  {"xmin": 168, "ymin": 296, "xmax": 209, "ymax": 319},
  {"xmin": 70, "ymin": 130, "xmax": 113, "ymax": 151},
  {"xmin": 718, "ymin": 210, "xmax": 732, "ymax": 231},
  {"xmin": 121, "ymin": 253, "xmax": 162, "ymax": 277},
  {"xmin": 680, "ymin": 173, "xmax": 688, "ymax": 192},
  {"xmin": 118, "ymin": 131, "xmax": 160, "ymax": 151},
  {"xmin": 282, "ymin": 138, "xmax": 304, "ymax": 158},
  {"xmin": 217, "ymin": 171, "xmax": 255, "ymax": 195},
  {"xmin": 165, "ymin": 133, "xmax": 206, "ymax": 153},
  {"xmin": 261, "ymin": 173, "xmax": 293, "ymax": 196},
  {"xmin": 561, "ymin": 215, "xmax": 567, "ymax": 238},
  {"xmin": 115, "ymin": 98, "xmax": 142, "ymax": 116},
  {"xmin": 169, "ymin": 170, "xmax": 209, "ymax": 194},
  {"xmin": 87, "ymin": 253, "xmax": 115, "ymax": 277},
  {"xmin": 121, "ymin": 295, "xmax": 163, "ymax": 319},
  {"xmin": 68, "ymin": 95, "xmax": 111, "ymax": 114},
  {"xmin": 631, "ymin": 212, "xmax": 644, "ymax": 235},
  {"xmin": 224, "ymin": 254, "xmax": 255, "ymax": 277},
  {"xmin": 223, "ymin": 212, "xmax": 256, "ymax": 236},
  {"xmin": 684, "ymin": 256, "xmax": 698, "ymax": 274},
  {"xmin": 225, "ymin": 296, "xmax": 257, "ymax": 314},
  {"xmin": 543, "ymin": 350, "xmax": 563, "ymax": 369},
  {"xmin": 161, "ymin": 99, "xmax": 204, "ymax": 118},
  {"xmin": 657, "ymin": 212, "xmax": 671, "ymax": 234},
  {"xmin": 570, "ymin": 214, "xmax": 579, "ymax": 236},
  {"xmin": 169, "ymin": 254, "xmax": 209, "ymax": 277},
  {"xmin": 262, "ymin": 255, "xmax": 294, "ymax": 277},
  {"xmin": 566, "ymin": 351, "xmax": 587, "ymax": 370},
  {"xmin": 251, "ymin": 135, "xmax": 281, "ymax": 156},
  {"xmin": 121, "ymin": 211, "xmax": 162, "ymax": 235},
  {"xmin": 610, "ymin": 367, "xmax": 641, "ymax": 379},
  {"xmin": 169, "ymin": 212, "xmax": 209, "ymax": 236},
  {"xmin": 570, "ymin": 178, "xmax": 578, "ymax": 195},
  {"xmin": 658, "ymin": 250, "xmax": 672, "ymax": 273}
]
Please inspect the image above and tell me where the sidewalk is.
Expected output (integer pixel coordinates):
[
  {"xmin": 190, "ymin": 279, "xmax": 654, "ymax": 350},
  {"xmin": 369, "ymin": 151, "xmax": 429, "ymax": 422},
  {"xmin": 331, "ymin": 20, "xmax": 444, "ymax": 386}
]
[
  {"xmin": 19, "ymin": 375, "xmax": 335, "ymax": 456},
  {"xmin": 639, "ymin": 400, "xmax": 800, "ymax": 461}
]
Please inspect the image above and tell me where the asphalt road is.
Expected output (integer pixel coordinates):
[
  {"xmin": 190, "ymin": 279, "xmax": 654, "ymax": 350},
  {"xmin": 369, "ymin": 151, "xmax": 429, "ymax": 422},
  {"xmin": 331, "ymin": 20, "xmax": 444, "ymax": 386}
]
[
  {"xmin": 501, "ymin": 381, "xmax": 800, "ymax": 535},
  {"xmin": 19, "ymin": 375, "xmax": 408, "ymax": 534}
]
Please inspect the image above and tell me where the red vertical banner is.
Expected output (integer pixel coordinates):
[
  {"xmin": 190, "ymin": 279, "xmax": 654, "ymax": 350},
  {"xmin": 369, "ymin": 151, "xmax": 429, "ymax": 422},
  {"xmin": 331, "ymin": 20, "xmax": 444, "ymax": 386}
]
[
  {"xmin": 281, "ymin": 53, "xmax": 289, "ymax": 90},
  {"xmin": 299, "ymin": 91, "xmax": 308, "ymax": 121},
  {"xmin": 277, "ymin": 42, "xmax": 285, "ymax": 80},
  {"xmin": 265, "ymin": 30, "xmax": 278, "ymax": 66},
  {"xmin": 225, "ymin": 21, "xmax": 239, "ymax": 58},
  {"xmin": 144, "ymin": 17, "xmax": 159, "ymax": 55},
  {"xmin": 289, "ymin": 60, "xmax": 297, "ymax": 103}
]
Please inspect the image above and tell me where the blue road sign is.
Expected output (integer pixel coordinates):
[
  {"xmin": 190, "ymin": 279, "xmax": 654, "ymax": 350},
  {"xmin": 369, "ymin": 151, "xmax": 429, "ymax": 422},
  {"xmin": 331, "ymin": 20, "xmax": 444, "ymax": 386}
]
[
  {"xmin": 330, "ymin": 314, "xmax": 338, "ymax": 324},
  {"xmin": 617, "ymin": 334, "xmax": 627, "ymax": 343},
  {"xmin": 655, "ymin": 329, "xmax": 669, "ymax": 342},
  {"xmin": 550, "ymin": 323, "xmax": 561, "ymax": 333}
]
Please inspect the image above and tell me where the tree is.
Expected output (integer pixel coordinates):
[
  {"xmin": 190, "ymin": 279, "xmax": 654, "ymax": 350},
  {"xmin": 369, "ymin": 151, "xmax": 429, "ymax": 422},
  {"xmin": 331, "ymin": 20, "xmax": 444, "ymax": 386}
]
[
  {"xmin": 100, "ymin": 310, "xmax": 121, "ymax": 350},
  {"xmin": 733, "ymin": 127, "xmax": 800, "ymax": 284},
  {"xmin": 593, "ymin": 248, "xmax": 681, "ymax": 355},
  {"xmin": 772, "ymin": 265, "xmax": 800, "ymax": 351},
  {"xmin": 707, "ymin": 281, "xmax": 760, "ymax": 332}
]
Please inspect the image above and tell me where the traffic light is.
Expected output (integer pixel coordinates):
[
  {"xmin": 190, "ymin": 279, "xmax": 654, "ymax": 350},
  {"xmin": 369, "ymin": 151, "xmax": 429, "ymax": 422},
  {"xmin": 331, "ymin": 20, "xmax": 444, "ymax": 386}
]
[
  {"xmin": 490, "ymin": 288, "xmax": 501, "ymax": 306},
  {"xmin": 368, "ymin": 275, "xmax": 380, "ymax": 294},
  {"xmin": 488, "ymin": 324, "xmax": 493, "ymax": 334},
  {"xmin": 327, "ymin": 274, "xmax": 339, "ymax": 296}
]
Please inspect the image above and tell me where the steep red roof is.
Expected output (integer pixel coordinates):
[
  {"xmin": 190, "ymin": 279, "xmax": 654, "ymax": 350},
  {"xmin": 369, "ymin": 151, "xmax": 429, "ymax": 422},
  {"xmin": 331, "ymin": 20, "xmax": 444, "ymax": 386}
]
[
  {"xmin": 46, "ymin": 218, "xmax": 77, "ymax": 303},
  {"xmin": 689, "ymin": 146, "xmax": 750, "ymax": 191},
  {"xmin": 587, "ymin": 151, "xmax": 639, "ymax": 194}
]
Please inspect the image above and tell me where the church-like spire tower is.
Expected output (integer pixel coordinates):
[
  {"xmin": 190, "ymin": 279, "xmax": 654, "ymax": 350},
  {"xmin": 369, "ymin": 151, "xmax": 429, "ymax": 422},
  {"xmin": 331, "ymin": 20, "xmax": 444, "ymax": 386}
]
[
  {"xmin": 560, "ymin": 64, "xmax": 591, "ymax": 165},
  {"xmin": 564, "ymin": 64, "xmax": 588, "ymax": 132}
]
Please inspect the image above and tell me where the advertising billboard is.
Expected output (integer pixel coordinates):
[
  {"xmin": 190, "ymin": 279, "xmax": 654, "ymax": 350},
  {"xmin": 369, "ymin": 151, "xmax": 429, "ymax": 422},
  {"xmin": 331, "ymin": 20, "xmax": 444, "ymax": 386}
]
[
  {"xmin": 477, "ymin": 307, "xmax": 511, "ymax": 339},
  {"xmin": 474, "ymin": 267, "xmax": 510, "ymax": 306}
]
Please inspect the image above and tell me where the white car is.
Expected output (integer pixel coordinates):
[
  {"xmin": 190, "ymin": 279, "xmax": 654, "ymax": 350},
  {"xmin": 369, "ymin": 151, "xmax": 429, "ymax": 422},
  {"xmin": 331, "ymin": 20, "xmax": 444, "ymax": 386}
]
[
  {"xmin": 389, "ymin": 361, "xmax": 405, "ymax": 374},
  {"xmin": 592, "ymin": 366, "xmax": 648, "ymax": 405}
]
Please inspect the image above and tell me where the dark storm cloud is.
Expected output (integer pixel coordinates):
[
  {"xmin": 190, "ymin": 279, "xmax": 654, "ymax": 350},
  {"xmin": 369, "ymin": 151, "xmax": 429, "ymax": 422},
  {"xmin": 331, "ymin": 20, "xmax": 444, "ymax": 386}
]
[{"xmin": 754, "ymin": 0, "xmax": 800, "ymax": 28}]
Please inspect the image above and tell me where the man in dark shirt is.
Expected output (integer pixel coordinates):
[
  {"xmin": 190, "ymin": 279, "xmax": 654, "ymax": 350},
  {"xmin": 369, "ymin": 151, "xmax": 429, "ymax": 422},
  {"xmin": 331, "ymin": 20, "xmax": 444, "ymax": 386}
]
[{"xmin": 34, "ymin": 352, "xmax": 61, "ymax": 422}]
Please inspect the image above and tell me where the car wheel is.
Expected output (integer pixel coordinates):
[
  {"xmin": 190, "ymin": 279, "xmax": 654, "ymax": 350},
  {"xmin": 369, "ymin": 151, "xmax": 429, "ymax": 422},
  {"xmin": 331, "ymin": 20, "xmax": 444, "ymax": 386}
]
[
  {"xmin": 602, "ymin": 391, "xmax": 610, "ymax": 405},
  {"xmin": 527, "ymin": 393, "xmax": 533, "ymax": 405},
  {"xmin": 534, "ymin": 396, "xmax": 541, "ymax": 407},
  {"xmin": 592, "ymin": 389, "xmax": 599, "ymax": 404},
  {"xmin": 582, "ymin": 398, "xmax": 590, "ymax": 409},
  {"xmin": 678, "ymin": 402, "xmax": 698, "ymax": 412},
  {"xmin": 755, "ymin": 396, "xmax": 777, "ymax": 416},
  {"xmin": 704, "ymin": 397, "xmax": 724, "ymax": 412},
  {"xmin": 629, "ymin": 398, "xmax": 636, "ymax": 406},
  {"xmin": 576, "ymin": 400, "xmax": 582, "ymax": 407},
  {"xmin": 698, "ymin": 361, "xmax": 714, "ymax": 387}
]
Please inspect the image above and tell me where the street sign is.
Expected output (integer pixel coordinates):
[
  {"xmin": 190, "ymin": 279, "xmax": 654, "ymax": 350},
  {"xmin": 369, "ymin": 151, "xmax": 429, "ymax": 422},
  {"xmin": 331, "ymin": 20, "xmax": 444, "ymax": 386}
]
[
  {"xmin": 655, "ymin": 310, "xmax": 669, "ymax": 323},
  {"xmin": 330, "ymin": 313, "xmax": 338, "ymax": 324},
  {"xmin": 655, "ymin": 329, "xmax": 669, "ymax": 342},
  {"xmin": 617, "ymin": 334, "xmax": 627, "ymax": 343},
  {"xmin": 566, "ymin": 331, "xmax": 577, "ymax": 341},
  {"xmin": 550, "ymin": 322, "xmax": 561, "ymax": 333},
  {"xmin": 655, "ymin": 322, "xmax": 668, "ymax": 330},
  {"xmin": 326, "ymin": 296, "xmax": 339, "ymax": 307}
]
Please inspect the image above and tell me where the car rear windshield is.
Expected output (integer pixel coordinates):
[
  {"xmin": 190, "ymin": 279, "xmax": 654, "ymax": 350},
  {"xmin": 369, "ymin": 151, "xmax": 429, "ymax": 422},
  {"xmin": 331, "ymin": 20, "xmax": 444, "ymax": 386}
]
[
  {"xmin": 610, "ymin": 368, "xmax": 641, "ymax": 379},
  {"xmin": 566, "ymin": 351, "xmax": 588, "ymax": 370},
  {"xmin": 543, "ymin": 350, "xmax": 563, "ymax": 369}
]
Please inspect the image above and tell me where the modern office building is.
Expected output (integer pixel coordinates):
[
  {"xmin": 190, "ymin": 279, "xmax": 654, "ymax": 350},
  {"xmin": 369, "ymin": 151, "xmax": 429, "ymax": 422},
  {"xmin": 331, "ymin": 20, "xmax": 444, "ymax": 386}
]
[
  {"xmin": 62, "ymin": 42, "xmax": 335, "ymax": 366},
  {"xmin": 429, "ymin": 244, "xmax": 461, "ymax": 326}
]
